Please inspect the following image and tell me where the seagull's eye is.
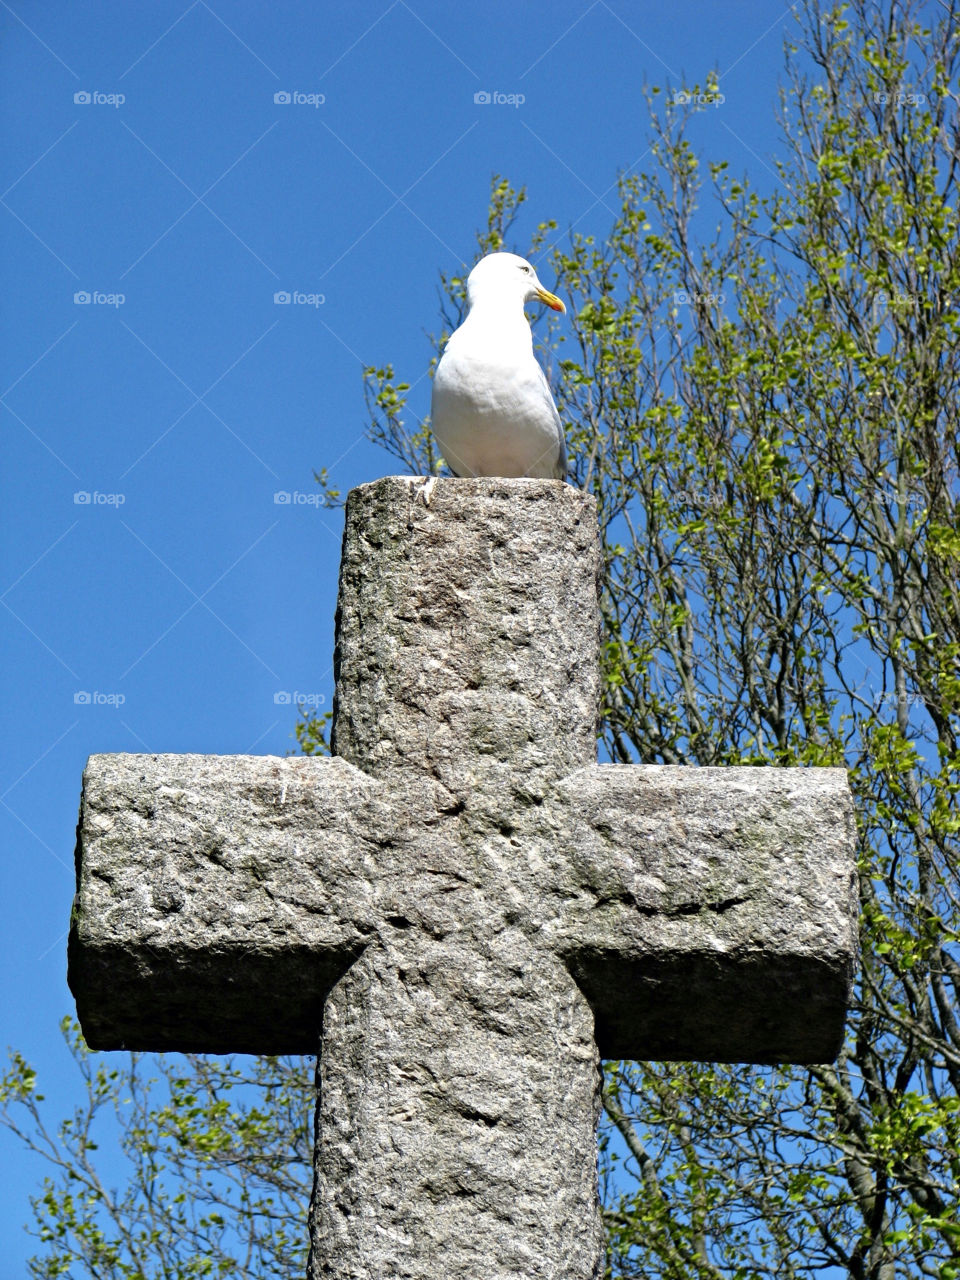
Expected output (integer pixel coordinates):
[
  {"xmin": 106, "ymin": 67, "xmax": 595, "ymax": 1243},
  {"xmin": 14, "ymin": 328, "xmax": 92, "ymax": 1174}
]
[{"xmin": 519, "ymin": 265, "xmax": 531, "ymax": 273}]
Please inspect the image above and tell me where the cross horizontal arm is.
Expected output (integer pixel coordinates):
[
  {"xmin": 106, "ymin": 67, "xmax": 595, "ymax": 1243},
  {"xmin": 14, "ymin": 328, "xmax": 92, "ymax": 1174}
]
[
  {"xmin": 71, "ymin": 751, "xmax": 858, "ymax": 1064},
  {"xmin": 69, "ymin": 753, "xmax": 386, "ymax": 1053},
  {"xmin": 542, "ymin": 764, "xmax": 859, "ymax": 1063}
]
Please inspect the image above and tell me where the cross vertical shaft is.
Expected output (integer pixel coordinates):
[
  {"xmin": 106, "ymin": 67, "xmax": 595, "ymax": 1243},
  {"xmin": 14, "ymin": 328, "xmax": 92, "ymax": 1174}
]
[
  {"xmin": 311, "ymin": 478, "xmax": 606, "ymax": 1278},
  {"xmin": 330, "ymin": 478, "xmax": 601, "ymax": 789},
  {"xmin": 311, "ymin": 932, "xmax": 601, "ymax": 1279}
]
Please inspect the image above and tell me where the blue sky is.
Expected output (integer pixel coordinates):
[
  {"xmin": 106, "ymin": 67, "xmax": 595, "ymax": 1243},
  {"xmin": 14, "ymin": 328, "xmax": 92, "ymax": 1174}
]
[{"xmin": 2, "ymin": 0, "xmax": 803, "ymax": 1267}]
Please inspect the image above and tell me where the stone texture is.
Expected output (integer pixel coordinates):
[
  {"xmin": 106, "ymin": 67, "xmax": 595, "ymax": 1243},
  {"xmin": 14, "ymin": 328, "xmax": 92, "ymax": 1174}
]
[
  {"xmin": 71, "ymin": 754, "xmax": 857, "ymax": 1062},
  {"xmin": 69, "ymin": 476, "xmax": 860, "ymax": 1280},
  {"xmin": 331, "ymin": 477, "xmax": 601, "ymax": 793},
  {"xmin": 311, "ymin": 932, "xmax": 602, "ymax": 1280},
  {"xmin": 70, "ymin": 753, "xmax": 379, "ymax": 1053}
]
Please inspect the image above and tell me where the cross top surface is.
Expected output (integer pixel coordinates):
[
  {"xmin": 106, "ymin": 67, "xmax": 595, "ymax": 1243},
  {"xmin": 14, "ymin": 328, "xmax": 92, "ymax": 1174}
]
[{"xmin": 70, "ymin": 477, "xmax": 859, "ymax": 1280}]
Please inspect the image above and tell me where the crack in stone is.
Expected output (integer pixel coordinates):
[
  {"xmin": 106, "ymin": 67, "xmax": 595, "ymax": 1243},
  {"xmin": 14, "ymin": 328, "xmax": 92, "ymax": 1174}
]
[{"xmin": 630, "ymin": 892, "xmax": 752, "ymax": 919}]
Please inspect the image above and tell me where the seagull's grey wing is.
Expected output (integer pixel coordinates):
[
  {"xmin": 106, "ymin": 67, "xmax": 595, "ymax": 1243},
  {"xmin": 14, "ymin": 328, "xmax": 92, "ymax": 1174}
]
[
  {"xmin": 533, "ymin": 361, "xmax": 567, "ymax": 480},
  {"xmin": 555, "ymin": 423, "xmax": 567, "ymax": 480}
]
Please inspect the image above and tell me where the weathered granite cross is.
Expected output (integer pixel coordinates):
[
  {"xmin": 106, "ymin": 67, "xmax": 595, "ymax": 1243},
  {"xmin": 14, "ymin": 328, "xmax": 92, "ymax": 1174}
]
[{"xmin": 69, "ymin": 477, "xmax": 858, "ymax": 1280}]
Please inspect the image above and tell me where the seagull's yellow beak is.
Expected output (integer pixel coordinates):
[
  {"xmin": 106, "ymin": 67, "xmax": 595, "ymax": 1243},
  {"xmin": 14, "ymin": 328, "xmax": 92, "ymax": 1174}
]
[{"xmin": 535, "ymin": 286, "xmax": 566, "ymax": 314}]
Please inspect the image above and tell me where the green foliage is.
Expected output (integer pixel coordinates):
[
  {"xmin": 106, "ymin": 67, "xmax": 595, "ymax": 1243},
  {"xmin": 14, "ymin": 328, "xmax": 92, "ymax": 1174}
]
[
  {"xmin": 293, "ymin": 704, "xmax": 332, "ymax": 757},
  {"xmin": 2, "ymin": 2, "xmax": 957, "ymax": 1278},
  {"xmin": 1, "ymin": 1020, "xmax": 314, "ymax": 1278}
]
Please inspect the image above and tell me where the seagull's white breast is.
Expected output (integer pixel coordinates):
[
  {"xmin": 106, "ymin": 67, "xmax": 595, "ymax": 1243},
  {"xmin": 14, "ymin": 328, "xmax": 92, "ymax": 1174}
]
[{"xmin": 431, "ymin": 313, "xmax": 566, "ymax": 481}]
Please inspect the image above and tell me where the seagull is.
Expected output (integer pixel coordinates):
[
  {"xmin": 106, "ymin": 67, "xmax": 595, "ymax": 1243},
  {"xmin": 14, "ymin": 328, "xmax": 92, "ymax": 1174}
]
[{"xmin": 430, "ymin": 252, "xmax": 567, "ymax": 482}]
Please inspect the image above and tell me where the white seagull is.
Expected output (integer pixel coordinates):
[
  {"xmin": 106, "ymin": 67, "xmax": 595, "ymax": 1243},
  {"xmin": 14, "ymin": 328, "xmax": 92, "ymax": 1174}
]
[{"xmin": 430, "ymin": 252, "xmax": 567, "ymax": 481}]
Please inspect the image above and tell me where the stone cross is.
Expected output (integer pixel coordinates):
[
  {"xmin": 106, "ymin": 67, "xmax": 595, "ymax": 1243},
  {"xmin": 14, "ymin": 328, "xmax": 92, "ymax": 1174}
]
[{"xmin": 69, "ymin": 477, "xmax": 858, "ymax": 1280}]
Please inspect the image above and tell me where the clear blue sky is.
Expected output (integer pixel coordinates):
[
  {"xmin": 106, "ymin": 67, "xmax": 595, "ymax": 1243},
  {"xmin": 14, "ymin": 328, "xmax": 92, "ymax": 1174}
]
[{"xmin": 2, "ymin": 1, "xmax": 801, "ymax": 1267}]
